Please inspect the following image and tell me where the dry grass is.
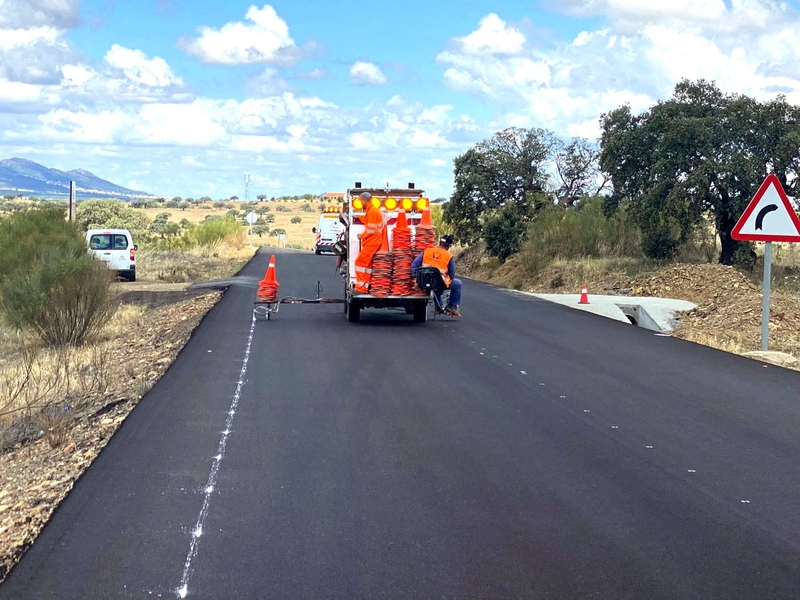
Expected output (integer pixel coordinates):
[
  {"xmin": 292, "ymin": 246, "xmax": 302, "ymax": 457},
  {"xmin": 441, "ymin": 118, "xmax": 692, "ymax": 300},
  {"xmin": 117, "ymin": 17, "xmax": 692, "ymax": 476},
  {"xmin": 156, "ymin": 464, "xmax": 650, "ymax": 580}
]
[
  {"xmin": 140, "ymin": 200, "xmax": 324, "ymax": 250},
  {"xmin": 674, "ymin": 330, "xmax": 745, "ymax": 355}
]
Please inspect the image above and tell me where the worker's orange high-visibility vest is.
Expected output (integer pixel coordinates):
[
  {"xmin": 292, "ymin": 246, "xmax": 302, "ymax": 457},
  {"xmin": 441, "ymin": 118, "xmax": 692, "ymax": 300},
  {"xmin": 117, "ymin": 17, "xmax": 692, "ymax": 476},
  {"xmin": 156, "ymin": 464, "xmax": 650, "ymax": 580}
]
[
  {"xmin": 422, "ymin": 247, "xmax": 452, "ymax": 287},
  {"xmin": 354, "ymin": 203, "xmax": 385, "ymax": 293}
]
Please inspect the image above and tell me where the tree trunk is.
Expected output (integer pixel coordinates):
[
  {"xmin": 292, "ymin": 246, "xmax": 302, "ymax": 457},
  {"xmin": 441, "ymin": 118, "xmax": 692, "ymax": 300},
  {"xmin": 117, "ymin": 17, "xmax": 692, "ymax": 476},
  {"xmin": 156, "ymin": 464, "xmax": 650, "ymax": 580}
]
[{"xmin": 718, "ymin": 211, "xmax": 738, "ymax": 265}]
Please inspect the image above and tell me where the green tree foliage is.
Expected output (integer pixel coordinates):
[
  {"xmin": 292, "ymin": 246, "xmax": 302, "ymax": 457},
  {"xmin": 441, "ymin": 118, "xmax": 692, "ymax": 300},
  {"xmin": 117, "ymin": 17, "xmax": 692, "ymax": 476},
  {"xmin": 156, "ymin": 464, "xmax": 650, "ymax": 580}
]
[
  {"xmin": 290, "ymin": 216, "xmax": 302, "ymax": 224},
  {"xmin": 149, "ymin": 212, "xmax": 172, "ymax": 238},
  {"xmin": 75, "ymin": 199, "xmax": 151, "ymax": 238},
  {"xmin": 600, "ymin": 79, "xmax": 800, "ymax": 265},
  {"xmin": 276, "ymin": 205, "xmax": 290, "ymax": 212},
  {"xmin": 270, "ymin": 228, "xmax": 286, "ymax": 237},
  {"xmin": 179, "ymin": 216, "xmax": 241, "ymax": 248},
  {"xmin": 483, "ymin": 206, "xmax": 527, "ymax": 261},
  {"xmin": 0, "ymin": 209, "xmax": 115, "ymax": 346},
  {"xmin": 252, "ymin": 223, "xmax": 268, "ymax": 237},
  {"xmin": 300, "ymin": 203, "xmax": 312, "ymax": 212},
  {"xmin": 444, "ymin": 127, "xmax": 557, "ymax": 244}
]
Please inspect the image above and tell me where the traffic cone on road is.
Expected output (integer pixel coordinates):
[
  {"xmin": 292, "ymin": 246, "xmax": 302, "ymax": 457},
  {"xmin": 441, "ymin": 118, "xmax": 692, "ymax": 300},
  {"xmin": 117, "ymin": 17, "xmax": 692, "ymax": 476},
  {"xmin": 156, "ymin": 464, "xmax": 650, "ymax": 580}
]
[
  {"xmin": 579, "ymin": 284, "xmax": 589, "ymax": 305},
  {"xmin": 257, "ymin": 255, "xmax": 280, "ymax": 303}
]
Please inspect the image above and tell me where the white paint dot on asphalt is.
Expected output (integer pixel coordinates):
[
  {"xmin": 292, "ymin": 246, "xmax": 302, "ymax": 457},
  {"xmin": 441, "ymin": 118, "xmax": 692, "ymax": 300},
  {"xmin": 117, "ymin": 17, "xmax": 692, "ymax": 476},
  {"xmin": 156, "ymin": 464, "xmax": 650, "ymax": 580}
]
[
  {"xmin": 178, "ymin": 585, "xmax": 188, "ymax": 598},
  {"xmin": 205, "ymin": 486, "xmax": 214, "ymax": 494},
  {"xmin": 687, "ymin": 470, "xmax": 696, "ymax": 473},
  {"xmin": 215, "ymin": 454, "xmax": 222, "ymax": 461},
  {"xmin": 193, "ymin": 526, "xmax": 203, "ymax": 537},
  {"xmin": 493, "ymin": 355, "xmax": 498, "ymax": 358},
  {"xmin": 612, "ymin": 426, "xmax": 619, "ymax": 429},
  {"xmin": 207, "ymin": 350, "xmax": 212, "ymax": 353},
  {"xmin": 741, "ymin": 500, "xmax": 751, "ymax": 504},
  {"xmin": 584, "ymin": 410, "xmax": 590, "ymax": 413},
  {"xmin": 560, "ymin": 395, "xmax": 566, "ymax": 398},
  {"xmin": 539, "ymin": 383, "xmax": 546, "ymax": 386},
  {"xmin": 646, "ymin": 445, "xmax": 654, "ymax": 449},
  {"xmin": 520, "ymin": 370, "xmax": 527, "ymax": 375},
  {"xmin": 480, "ymin": 352, "xmax": 485, "ymax": 355}
]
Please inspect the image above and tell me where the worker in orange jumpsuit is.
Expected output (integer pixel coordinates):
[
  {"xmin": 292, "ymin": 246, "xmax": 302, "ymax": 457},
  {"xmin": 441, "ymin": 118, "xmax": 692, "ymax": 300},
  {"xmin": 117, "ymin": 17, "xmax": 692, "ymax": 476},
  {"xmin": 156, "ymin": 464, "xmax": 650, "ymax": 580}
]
[{"xmin": 354, "ymin": 192, "xmax": 385, "ymax": 294}]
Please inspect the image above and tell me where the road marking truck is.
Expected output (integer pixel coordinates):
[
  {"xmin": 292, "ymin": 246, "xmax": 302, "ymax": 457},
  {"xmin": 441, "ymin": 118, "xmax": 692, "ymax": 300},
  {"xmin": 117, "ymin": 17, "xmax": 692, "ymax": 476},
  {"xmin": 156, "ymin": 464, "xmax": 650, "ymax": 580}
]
[{"xmin": 342, "ymin": 184, "xmax": 434, "ymax": 323}]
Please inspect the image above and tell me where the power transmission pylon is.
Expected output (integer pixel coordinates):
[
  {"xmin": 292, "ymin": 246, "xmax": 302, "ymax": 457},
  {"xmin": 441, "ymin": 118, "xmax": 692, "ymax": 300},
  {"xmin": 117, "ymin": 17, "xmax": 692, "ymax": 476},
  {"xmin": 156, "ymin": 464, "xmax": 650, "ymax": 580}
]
[{"xmin": 243, "ymin": 174, "xmax": 251, "ymax": 202}]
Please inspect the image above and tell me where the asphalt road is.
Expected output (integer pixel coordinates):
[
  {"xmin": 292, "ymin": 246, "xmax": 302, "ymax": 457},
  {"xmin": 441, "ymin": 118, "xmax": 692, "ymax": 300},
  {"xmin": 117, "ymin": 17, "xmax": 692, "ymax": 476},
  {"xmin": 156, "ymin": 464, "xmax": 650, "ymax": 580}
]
[{"xmin": 3, "ymin": 249, "xmax": 800, "ymax": 599}]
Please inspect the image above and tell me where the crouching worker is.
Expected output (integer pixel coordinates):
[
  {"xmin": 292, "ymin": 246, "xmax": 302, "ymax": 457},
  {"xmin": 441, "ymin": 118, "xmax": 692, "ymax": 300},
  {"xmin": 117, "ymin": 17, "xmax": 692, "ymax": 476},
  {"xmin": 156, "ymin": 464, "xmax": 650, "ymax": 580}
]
[{"xmin": 412, "ymin": 234, "xmax": 462, "ymax": 316}]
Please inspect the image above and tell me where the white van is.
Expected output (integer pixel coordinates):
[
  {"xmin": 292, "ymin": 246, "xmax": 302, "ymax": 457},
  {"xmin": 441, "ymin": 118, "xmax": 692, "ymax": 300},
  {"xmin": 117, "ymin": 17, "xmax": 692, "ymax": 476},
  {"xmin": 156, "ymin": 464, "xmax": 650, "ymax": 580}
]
[
  {"xmin": 86, "ymin": 229, "xmax": 136, "ymax": 281},
  {"xmin": 312, "ymin": 208, "xmax": 345, "ymax": 255}
]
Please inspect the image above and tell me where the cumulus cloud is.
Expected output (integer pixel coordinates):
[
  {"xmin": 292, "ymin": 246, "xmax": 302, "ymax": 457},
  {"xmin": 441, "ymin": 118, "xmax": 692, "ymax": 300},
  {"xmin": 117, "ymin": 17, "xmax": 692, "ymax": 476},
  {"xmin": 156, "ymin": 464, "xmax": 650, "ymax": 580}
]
[
  {"xmin": 438, "ymin": 8, "xmax": 800, "ymax": 139},
  {"xmin": 452, "ymin": 13, "xmax": 526, "ymax": 55},
  {"xmin": 348, "ymin": 61, "xmax": 388, "ymax": 85},
  {"xmin": 0, "ymin": 0, "xmax": 82, "ymax": 29},
  {"xmin": 178, "ymin": 4, "xmax": 299, "ymax": 66},
  {"xmin": 104, "ymin": 45, "xmax": 183, "ymax": 88}
]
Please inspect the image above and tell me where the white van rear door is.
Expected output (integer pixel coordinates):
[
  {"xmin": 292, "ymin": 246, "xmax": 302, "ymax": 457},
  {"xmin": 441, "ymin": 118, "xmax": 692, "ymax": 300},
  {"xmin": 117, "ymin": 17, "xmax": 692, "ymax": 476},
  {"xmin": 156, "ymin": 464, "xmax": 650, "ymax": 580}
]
[{"xmin": 88, "ymin": 233, "xmax": 114, "ymax": 267}]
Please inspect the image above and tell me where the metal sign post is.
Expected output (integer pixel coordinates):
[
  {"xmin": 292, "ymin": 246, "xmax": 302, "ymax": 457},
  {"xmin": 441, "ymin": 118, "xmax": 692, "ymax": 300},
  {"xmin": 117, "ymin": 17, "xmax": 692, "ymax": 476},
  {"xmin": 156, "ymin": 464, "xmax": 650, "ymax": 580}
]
[
  {"xmin": 69, "ymin": 181, "xmax": 76, "ymax": 222},
  {"xmin": 761, "ymin": 242, "xmax": 772, "ymax": 351},
  {"xmin": 245, "ymin": 211, "xmax": 257, "ymax": 246}
]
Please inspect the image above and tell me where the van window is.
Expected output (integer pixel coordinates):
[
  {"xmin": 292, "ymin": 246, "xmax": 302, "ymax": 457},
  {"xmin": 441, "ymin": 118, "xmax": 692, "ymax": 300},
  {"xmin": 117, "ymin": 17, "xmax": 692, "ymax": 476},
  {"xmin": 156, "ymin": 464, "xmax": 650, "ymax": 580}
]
[
  {"xmin": 113, "ymin": 235, "xmax": 128, "ymax": 250},
  {"xmin": 89, "ymin": 234, "xmax": 112, "ymax": 250}
]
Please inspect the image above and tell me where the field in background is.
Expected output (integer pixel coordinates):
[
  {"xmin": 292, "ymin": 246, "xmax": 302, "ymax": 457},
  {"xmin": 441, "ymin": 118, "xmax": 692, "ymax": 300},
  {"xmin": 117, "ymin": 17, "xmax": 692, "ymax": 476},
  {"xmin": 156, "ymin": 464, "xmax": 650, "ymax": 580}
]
[{"xmin": 138, "ymin": 199, "xmax": 335, "ymax": 251}]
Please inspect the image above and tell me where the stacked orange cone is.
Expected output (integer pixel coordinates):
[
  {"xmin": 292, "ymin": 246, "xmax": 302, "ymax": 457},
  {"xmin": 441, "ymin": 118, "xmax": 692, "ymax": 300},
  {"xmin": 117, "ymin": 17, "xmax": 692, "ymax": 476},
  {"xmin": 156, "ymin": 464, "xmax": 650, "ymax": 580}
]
[
  {"xmin": 412, "ymin": 205, "xmax": 437, "ymax": 253},
  {"xmin": 391, "ymin": 210, "xmax": 414, "ymax": 296},
  {"xmin": 370, "ymin": 226, "xmax": 393, "ymax": 297},
  {"xmin": 579, "ymin": 284, "xmax": 589, "ymax": 304},
  {"xmin": 257, "ymin": 255, "xmax": 280, "ymax": 302}
]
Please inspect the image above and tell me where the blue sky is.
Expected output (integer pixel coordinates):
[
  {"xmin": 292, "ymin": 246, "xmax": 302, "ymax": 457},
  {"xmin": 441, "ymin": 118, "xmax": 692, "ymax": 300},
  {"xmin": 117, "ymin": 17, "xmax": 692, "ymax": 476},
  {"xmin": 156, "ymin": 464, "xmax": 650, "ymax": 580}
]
[{"xmin": 2, "ymin": 0, "xmax": 800, "ymax": 199}]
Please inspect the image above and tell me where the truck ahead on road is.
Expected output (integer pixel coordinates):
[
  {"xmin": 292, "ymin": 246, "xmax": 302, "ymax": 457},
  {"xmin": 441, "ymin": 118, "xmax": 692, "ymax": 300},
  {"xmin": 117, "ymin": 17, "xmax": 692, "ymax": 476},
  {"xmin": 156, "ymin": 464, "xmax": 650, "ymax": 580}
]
[
  {"xmin": 312, "ymin": 205, "xmax": 345, "ymax": 254},
  {"xmin": 343, "ymin": 184, "xmax": 433, "ymax": 323}
]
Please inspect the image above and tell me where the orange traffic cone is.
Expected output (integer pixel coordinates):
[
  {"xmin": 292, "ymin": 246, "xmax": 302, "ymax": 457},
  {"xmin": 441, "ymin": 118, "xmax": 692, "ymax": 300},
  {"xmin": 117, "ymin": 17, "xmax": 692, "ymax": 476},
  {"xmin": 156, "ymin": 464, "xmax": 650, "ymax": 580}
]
[
  {"xmin": 579, "ymin": 284, "xmax": 589, "ymax": 304},
  {"xmin": 395, "ymin": 210, "xmax": 408, "ymax": 230},
  {"xmin": 262, "ymin": 255, "xmax": 277, "ymax": 284},
  {"xmin": 419, "ymin": 205, "xmax": 432, "ymax": 227},
  {"xmin": 257, "ymin": 255, "xmax": 280, "ymax": 303},
  {"xmin": 379, "ymin": 223, "xmax": 390, "ymax": 252}
]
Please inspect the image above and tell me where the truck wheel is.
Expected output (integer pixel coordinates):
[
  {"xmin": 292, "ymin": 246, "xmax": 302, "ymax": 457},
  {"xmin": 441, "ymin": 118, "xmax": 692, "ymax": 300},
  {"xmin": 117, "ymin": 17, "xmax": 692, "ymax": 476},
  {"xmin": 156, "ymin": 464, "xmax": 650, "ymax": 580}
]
[
  {"xmin": 347, "ymin": 300, "xmax": 361, "ymax": 322},
  {"xmin": 412, "ymin": 302, "xmax": 427, "ymax": 323},
  {"xmin": 315, "ymin": 247, "xmax": 321, "ymax": 255}
]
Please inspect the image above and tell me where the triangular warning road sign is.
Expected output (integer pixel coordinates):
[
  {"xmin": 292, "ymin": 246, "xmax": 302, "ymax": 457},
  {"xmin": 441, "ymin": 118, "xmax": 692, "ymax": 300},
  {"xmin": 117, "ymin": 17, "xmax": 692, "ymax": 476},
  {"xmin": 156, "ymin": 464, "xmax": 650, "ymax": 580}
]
[{"xmin": 732, "ymin": 174, "xmax": 800, "ymax": 242}]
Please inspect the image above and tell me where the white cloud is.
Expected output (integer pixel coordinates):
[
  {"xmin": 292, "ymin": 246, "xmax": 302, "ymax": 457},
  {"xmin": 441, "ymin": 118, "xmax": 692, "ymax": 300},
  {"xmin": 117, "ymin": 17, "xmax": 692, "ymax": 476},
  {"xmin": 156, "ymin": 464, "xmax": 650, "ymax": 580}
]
[
  {"xmin": 104, "ymin": 45, "xmax": 183, "ymax": 88},
  {"xmin": 349, "ymin": 61, "xmax": 388, "ymax": 85},
  {"xmin": 0, "ymin": 0, "xmax": 82, "ymax": 29},
  {"xmin": 438, "ymin": 9, "xmax": 800, "ymax": 139},
  {"xmin": 178, "ymin": 4, "xmax": 298, "ymax": 66},
  {"xmin": 453, "ymin": 13, "xmax": 526, "ymax": 55}
]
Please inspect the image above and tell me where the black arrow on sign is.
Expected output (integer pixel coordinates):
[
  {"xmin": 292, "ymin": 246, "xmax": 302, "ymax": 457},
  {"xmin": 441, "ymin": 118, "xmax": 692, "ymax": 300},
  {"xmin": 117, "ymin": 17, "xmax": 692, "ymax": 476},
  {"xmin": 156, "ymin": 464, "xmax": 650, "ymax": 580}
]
[{"xmin": 755, "ymin": 204, "xmax": 778, "ymax": 230}]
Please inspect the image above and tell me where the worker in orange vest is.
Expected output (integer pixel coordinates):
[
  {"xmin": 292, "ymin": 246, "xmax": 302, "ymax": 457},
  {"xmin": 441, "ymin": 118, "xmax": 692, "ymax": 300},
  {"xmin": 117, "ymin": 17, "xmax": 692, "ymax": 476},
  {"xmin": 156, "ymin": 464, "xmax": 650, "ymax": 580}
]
[
  {"xmin": 354, "ymin": 192, "xmax": 385, "ymax": 294},
  {"xmin": 412, "ymin": 234, "xmax": 462, "ymax": 316}
]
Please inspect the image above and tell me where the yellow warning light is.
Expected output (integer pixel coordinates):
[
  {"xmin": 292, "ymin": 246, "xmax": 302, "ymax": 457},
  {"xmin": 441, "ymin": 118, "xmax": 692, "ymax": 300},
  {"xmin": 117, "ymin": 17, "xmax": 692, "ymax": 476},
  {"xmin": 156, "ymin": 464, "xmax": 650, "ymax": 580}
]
[
  {"xmin": 352, "ymin": 198, "xmax": 364, "ymax": 210},
  {"xmin": 371, "ymin": 197, "xmax": 381, "ymax": 209},
  {"xmin": 402, "ymin": 198, "xmax": 413, "ymax": 211},
  {"xmin": 384, "ymin": 197, "xmax": 397, "ymax": 210},
  {"xmin": 416, "ymin": 197, "xmax": 428, "ymax": 211}
]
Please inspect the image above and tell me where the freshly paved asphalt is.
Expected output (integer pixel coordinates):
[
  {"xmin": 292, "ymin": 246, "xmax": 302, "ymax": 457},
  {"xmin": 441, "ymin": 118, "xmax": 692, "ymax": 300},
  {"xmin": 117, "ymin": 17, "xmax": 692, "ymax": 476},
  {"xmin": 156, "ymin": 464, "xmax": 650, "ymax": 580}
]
[{"xmin": 3, "ymin": 249, "xmax": 800, "ymax": 599}]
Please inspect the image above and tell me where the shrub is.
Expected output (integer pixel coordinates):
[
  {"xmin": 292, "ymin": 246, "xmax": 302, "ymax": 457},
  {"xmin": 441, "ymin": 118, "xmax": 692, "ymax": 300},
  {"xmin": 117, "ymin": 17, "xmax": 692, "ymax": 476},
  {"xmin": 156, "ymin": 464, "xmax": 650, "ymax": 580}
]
[
  {"xmin": 75, "ymin": 199, "xmax": 151, "ymax": 239},
  {"xmin": 270, "ymin": 228, "xmax": 286, "ymax": 237},
  {"xmin": 1, "ymin": 248, "xmax": 116, "ymax": 346},
  {"xmin": 520, "ymin": 197, "xmax": 642, "ymax": 276},
  {"xmin": 290, "ymin": 216, "xmax": 302, "ymax": 224},
  {"xmin": 483, "ymin": 206, "xmax": 526, "ymax": 261},
  {"xmin": 179, "ymin": 216, "xmax": 242, "ymax": 248},
  {"xmin": 0, "ymin": 208, "xmax": 86, "ymax": 278},
  {"xmin": 275, "ymin": 205, "xmax": 290, "ymax": 212}
]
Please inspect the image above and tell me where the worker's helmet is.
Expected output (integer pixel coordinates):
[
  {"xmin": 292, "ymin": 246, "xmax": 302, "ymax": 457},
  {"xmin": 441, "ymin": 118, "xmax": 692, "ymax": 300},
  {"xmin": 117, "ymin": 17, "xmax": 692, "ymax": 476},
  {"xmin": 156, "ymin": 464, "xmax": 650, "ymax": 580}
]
[
  {"xmin": 439, "ymin": 234, "xmax": 454, "ymax": 247},
  {"xmin": 359, "ymin": 192, "xmax": 372, "ymax": 201}
]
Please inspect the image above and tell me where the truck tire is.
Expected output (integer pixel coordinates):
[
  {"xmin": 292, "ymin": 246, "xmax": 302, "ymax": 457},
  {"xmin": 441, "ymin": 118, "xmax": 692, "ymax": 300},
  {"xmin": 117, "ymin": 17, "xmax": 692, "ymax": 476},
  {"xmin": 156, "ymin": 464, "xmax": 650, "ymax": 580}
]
[
  {"xmin": 315, "ymin": 247, "xmax": 321, "ymax": 255},
  {"xmin": 412, "ymin": 302, "xmax": 427, "ymax": 323},
  {"xmin": 347, "ymin": 299, "xmax": 361, "ymax": 322}
]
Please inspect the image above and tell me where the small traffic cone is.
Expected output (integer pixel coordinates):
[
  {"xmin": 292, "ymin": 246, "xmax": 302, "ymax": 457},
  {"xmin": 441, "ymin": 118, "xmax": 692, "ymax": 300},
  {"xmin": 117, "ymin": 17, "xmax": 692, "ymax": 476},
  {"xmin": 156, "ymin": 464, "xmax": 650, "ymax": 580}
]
[
  {"xmin": 579, "ymin": 284, "xmax": 589, "ymax": 304},
  {"xmin": 257, "ymin": 255, "xmax": 280, "ymax": 303},
  {"xmin": 262, "ymin": 255, "xmax": 277, "ymax": 284},
  {"xmin": 419, "ymin": 205, "xmax": 432, "ymax": 227},
  {"xmin": 395, "ymin": 210, "xmax": 408, "ymax": 230},
  {"xmin": 379, "ymin": 224, "xmax": 390, "ymax": 252}
]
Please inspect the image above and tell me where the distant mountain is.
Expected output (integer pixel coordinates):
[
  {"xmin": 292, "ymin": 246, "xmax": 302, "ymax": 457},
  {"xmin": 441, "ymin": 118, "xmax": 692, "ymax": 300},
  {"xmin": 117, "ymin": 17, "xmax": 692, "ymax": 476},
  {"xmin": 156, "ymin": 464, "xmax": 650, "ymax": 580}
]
[{"xmin": 0, "ymin": 158, "xmax": 152, "ymax": 199}]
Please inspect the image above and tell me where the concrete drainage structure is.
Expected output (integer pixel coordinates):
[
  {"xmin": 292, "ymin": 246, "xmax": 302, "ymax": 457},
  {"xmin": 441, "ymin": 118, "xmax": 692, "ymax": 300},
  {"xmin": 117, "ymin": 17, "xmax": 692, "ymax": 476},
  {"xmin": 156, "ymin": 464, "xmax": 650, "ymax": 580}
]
[{"xmin": 513, "ymin": 292, "xmax": 697, "ymax": 333}]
